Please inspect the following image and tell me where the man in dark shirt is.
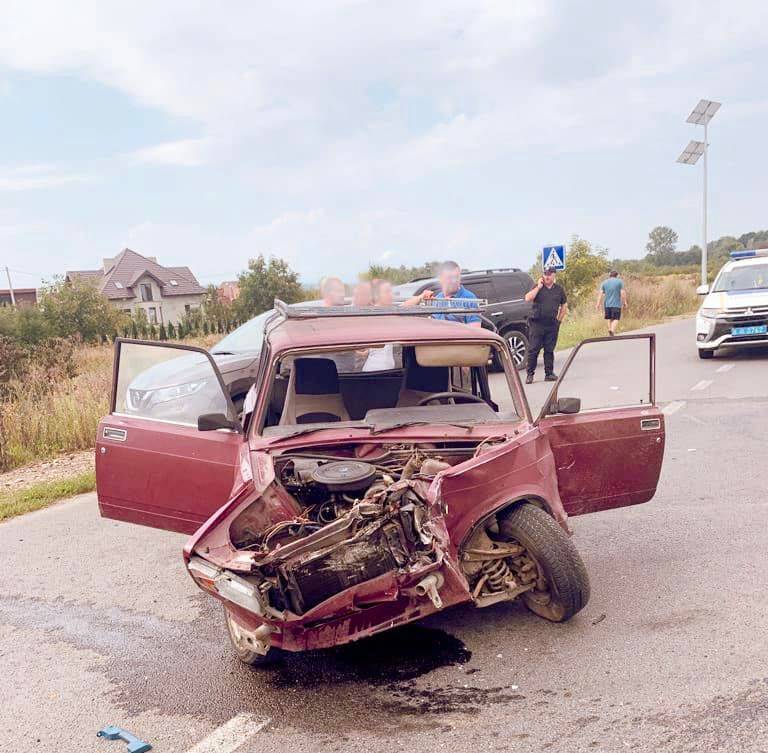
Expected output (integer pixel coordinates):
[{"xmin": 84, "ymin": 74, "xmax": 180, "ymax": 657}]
[{"xmin": 524, "ymin": 267, "xmax": 568, "ymax": 384}]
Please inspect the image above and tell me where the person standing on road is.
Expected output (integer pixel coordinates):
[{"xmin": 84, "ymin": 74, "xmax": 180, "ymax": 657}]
[
  {"xmin": 524, "ymin": 267, "xmax": 568, "ymax": 384},
  {"xmin": 596, "ymin": 270, "xmax": 627, "ymax": 336}
]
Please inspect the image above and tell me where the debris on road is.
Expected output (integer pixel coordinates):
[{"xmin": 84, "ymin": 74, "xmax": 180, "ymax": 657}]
[
  {"xmin": 96, "ymin": 725, "xmax": 152, "ymax": 753},
  {"xmin": 592, "ymin": 613, "xmax": 607, "ymax": 625}
]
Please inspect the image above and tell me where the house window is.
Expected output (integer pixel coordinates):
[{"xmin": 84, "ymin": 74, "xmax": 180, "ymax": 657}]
[
  {"xmin": 184, "ymin": 304, "xmax": 191, "ymax": 313},
  {"xmin": 140, "ymin": 283, "xmax": 153, "ymax": 302},
  {"xmin": 148, "ymin": 307, "xmax": 158, "ymax": 324}
]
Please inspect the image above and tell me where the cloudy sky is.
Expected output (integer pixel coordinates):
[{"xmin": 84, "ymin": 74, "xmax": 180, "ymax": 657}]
[{"xmin": 1, "ymin": 0, "xmax": 767, "ymax": 288}]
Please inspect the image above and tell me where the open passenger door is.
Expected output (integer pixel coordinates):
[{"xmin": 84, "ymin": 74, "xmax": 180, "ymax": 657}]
[
  {"xmin": 536, "ymin": 334, "xmax": 665, "ymax": 516},
  {"xmin": 96, "ymin": 340, "xmax": 244, "ymax": 534}
]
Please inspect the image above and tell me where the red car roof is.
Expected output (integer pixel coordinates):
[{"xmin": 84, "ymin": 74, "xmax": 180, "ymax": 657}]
[{"xmin": 267, "ymin": 314, "xmax": 502, "ymax": 353}]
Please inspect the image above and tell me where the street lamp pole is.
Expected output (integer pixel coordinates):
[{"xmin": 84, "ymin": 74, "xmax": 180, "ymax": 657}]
[
  {"xmin": 677, "ymin": 99, "xmax": 720, "ymax": 287},
  {"xmin": 702, "ymin": 118, "xmax": 708, "ymax": 286}
]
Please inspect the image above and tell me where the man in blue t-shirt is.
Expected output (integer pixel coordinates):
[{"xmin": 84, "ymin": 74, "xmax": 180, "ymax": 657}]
[
  {"xmin": 596, "ymin": 270, "xmax": 628, "ymax": 336},
  {"xmin": 406, "ymin": 261, "xmax": 481, "ymax": 326}
]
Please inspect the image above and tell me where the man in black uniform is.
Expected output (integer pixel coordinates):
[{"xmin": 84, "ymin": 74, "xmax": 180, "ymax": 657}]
[{"xmin": 524, "ymin": 266, "xmax": 568, "ymax": 384}]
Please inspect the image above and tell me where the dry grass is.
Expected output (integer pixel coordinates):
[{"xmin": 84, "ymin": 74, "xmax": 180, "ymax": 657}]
[
  {"xmin": 0, "ymin": 346, "xmax": 111, "ymax": 472},
  {"xmin": 0, "ymin": 335, "xmax": 219, "ymax": 474}
]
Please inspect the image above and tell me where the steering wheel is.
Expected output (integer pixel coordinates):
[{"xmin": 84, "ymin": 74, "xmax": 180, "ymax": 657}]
[{"xmin": 417, "ymin": 391, "xmax": 486, "ymax": 406}]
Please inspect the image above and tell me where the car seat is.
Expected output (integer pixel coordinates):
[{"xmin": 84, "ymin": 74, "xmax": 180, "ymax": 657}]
[
  {"xmin": 279, "ymin": 358, "xmax": 351, "ymax": 425},
  {"xmin": 397, "ymin": 349, "xmax": 450, "ymax": 407}
]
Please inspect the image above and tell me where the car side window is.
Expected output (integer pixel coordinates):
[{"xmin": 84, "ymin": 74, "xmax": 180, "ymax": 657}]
[
  {"xmin": 545, "ymin": 337, "xmax": 653, "ymax": 414},
  {"xmin": 113, "ymin": 342, "xmax": 232, "ymax": 426},
  {"xmin": 463, "ymin": 278, "xmax": 493, "ymax": 301}
]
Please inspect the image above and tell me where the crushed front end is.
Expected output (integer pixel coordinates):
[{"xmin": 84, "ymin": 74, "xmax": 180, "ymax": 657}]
[{"xmin": 187, "ymin": 446, "xmax": 476, "ymax": 654}]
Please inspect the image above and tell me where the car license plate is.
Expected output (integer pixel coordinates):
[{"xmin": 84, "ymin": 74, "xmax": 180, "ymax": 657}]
[{"xmin": 732, "ymin": 325, "xmax": 768, "ymax": 336}]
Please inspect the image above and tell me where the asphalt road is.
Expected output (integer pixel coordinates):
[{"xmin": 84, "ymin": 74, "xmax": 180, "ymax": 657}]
[{"xmin": 2, "ymin": 316, "xmax": 768, "ymax": 753}]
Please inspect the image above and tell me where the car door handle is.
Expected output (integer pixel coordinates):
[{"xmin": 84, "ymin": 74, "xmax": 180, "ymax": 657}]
[
  {"xmin": 640, "ymin": 419, "xmax": 661, "ymax": 431},
  {"xmin": 491, "ymin": 311, "xmax": 503, "ymax": 316},
  {"xmin": 102, "ymin": 426, "xmax": 128, "ymax": 441}
]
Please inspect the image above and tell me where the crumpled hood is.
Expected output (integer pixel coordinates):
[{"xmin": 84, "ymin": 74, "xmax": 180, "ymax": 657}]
[{"xmin": 702, "ymin": 290, "xmax": 768, "ymax": 311}]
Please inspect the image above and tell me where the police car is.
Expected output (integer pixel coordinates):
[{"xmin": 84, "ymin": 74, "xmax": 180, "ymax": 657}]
[{"xmin": 696, "ymin": 249, "xmax": 768, "ymax": 359}]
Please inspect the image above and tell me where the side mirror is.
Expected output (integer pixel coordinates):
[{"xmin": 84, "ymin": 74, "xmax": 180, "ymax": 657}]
[
  {"xmin": 554, "ymin": 397, "xmax": 581, "ymax": 415},
  {"xmin": 696, "ymin": 284, "xmax": 710, "ymax": 296},
  {"xmin": 198, "ymin": 413, "xmax": 240, "ymax": 432}
]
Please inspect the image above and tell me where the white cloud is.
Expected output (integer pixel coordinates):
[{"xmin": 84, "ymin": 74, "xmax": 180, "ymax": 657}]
[
  {"xmin": 131, "ymin": 138, "xmax": 213, "ymax": 167},
  {"xmin": 1, "ymin": 0, "xmax": 768, "ymax": 283},
  {"xmin": 0, "ymin": 164, "xmax": 92, "ymax": 191},
  {"xmin": 246, "ymin": 208, "xmax": 513, "ymax": 282}
]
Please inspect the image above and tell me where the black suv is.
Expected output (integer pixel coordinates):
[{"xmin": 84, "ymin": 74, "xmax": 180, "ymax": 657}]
[{"xmin": 392, "ymin": 268, "xmax": 534, "ymax": 369}]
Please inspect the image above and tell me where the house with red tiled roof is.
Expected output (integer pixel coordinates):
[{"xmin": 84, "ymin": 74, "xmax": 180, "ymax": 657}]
[
  {"xmin": 66, "ymin": 248, "xmax": 205, "ymax": 325},
  {"xmin": 217, "ymin": 280, "xmax": 240, "ymax": 304}
]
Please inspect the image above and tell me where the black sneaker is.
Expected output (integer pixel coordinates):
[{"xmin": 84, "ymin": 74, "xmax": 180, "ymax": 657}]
[
  {"xmin": 544, "ymin": 373, "xmax": 558, "ymax": 382},
  {"xmin": 525, "ymin": 374, "xmax": 534, "ymax": 385}
]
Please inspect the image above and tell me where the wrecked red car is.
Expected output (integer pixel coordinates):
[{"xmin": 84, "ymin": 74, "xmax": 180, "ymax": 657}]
[{"xmin": 96, "ymin": 301, "xmax": 664, "ymax": 664}]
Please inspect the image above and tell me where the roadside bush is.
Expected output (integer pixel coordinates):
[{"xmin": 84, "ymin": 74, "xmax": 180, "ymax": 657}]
[
  {"xmin": 0, "ymin": 336, "xmax": 29, "ymax": 394},
  {"xmin": 38, "ymin": 277, "xmax": 127, "ymax": 343},
  {"xmin": 555, "ymin": 237, "xmax": 610, "ymax": 308}
]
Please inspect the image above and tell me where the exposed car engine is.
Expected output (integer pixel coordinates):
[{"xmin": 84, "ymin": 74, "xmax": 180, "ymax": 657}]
[{"xmin": 229, "ymin": 446, "xmax": 460, "ymax": 615}]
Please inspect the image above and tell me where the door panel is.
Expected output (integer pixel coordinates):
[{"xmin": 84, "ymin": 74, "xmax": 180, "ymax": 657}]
[
  {"xmin": 537, "ymin": 334, "xmax": 665, "ymax": 516},
  {"xmin": 96, "ymin": 340, "xmax": 242, "ymax": 534},
  {"xmin": 539, "ymin": 408, "xmax": 664, "ymax": 515}
]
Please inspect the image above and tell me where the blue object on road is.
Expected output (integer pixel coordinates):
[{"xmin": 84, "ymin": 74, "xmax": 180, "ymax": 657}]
[
  {"xmin": 542, "ymin": 245, "xmax": 566, "ymax": 271},
  {"xmin": 97, "ymin": 725, "xmax": 152, "ymax": 753}
]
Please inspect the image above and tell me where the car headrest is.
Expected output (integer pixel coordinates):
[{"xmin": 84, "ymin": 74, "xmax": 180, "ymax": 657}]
[{"xmin": 294, "ymin": 358, "xmax": 341, "ymax": 395}]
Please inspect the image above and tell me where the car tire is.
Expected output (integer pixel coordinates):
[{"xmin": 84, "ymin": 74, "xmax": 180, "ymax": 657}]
[
  {"xmin": 698, "ymin": 349, "xmax": 715, "ymax": 359},
  {"xmin": 502, "ymin": 330, "xmax": 529, "ymax": 371},
  {"xmin": 224, "ymin": 607, "xmax": 277, "ymax": 667},
  {"xmin": 498, "ymin": 503, "xmax": 590, "ymax": 622}
]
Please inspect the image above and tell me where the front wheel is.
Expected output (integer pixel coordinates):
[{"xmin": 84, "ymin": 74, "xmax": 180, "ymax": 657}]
[
  {"xmin": 224, "ymin": 607, "xmax": 276, "ymax": 666},
  {"xmin": 498, "ymin": 503, "xmax": 590, "ymax": 622},
  {"xmin": 503, "ymin": 330, "xmax": 529, "ymax": 371},
  {"xmin": 698, "ymin": 349, "xmax": 715, "ymax": 359}
]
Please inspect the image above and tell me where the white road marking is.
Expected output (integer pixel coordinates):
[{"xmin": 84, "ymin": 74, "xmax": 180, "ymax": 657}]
[
  {"xmin": 691, "ymin": 379, "xmax": 713, "ymax": 391},
  {"xmin": 662, "ymin": 400, "xmax": 686, "ymax": 415},
  {"xmin": 185, "ymin": 714, "xmax": 270, "ymax": 753},
  {"xmin": 716, "ymin": 364, "xmax": 735, "ymax": 373}
]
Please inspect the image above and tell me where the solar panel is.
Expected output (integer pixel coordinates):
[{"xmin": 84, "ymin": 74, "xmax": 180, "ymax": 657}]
[
  {"xmin": 686, "ymin": 99, "xmax": 721, "ymax": 125},
  {"xmin": 676, "ymin": 140, "xmax": 705, "ymax": 165}
]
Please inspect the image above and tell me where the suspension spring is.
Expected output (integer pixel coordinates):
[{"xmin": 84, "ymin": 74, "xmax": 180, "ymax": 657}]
[{"xmin": 481, "ymin": 558, "xmax": 513, "ymax": 592}]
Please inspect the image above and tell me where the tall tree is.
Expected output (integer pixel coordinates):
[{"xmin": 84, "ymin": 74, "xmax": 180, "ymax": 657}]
[
  {"xmin": 235, "ymin": 255, "xmax": 303, "ymax": 318},
  {"xmin": 645, "ymin": 226, "xmax": 679, "ymax": 264}
]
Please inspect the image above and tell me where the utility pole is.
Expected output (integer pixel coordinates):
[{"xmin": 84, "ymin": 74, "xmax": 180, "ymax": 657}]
[{"xmin": 4, "ymin": 266, "xmax": 16, "ymax": 307}]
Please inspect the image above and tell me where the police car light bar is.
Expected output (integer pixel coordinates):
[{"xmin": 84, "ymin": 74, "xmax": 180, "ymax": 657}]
[{"xmin": 730, "ymin": 249, "xmax": 768, "ymax": 260}]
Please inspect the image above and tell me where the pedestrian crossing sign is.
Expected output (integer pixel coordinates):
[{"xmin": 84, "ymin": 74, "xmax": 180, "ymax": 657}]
[{"xmin": 542, "ymin": 245, "xmax": 566, "ymax": 271}]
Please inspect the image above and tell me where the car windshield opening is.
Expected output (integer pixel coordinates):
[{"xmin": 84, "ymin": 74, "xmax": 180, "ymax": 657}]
[
  {"xmin": 260, "ymin": 340, "xmax": 521, "ymax": 436},
  {"xmin": 713, "ymin": 263, "xmax": 768, "ymax": 293},
  {"xmin": 211, "ymin": 310, "xmax": 273, "ymax": 354}
]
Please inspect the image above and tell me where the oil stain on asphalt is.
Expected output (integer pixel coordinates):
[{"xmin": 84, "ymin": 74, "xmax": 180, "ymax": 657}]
[{"xmin": 0, "ymin": 594, "xmax": 522, "ymax": 733}]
